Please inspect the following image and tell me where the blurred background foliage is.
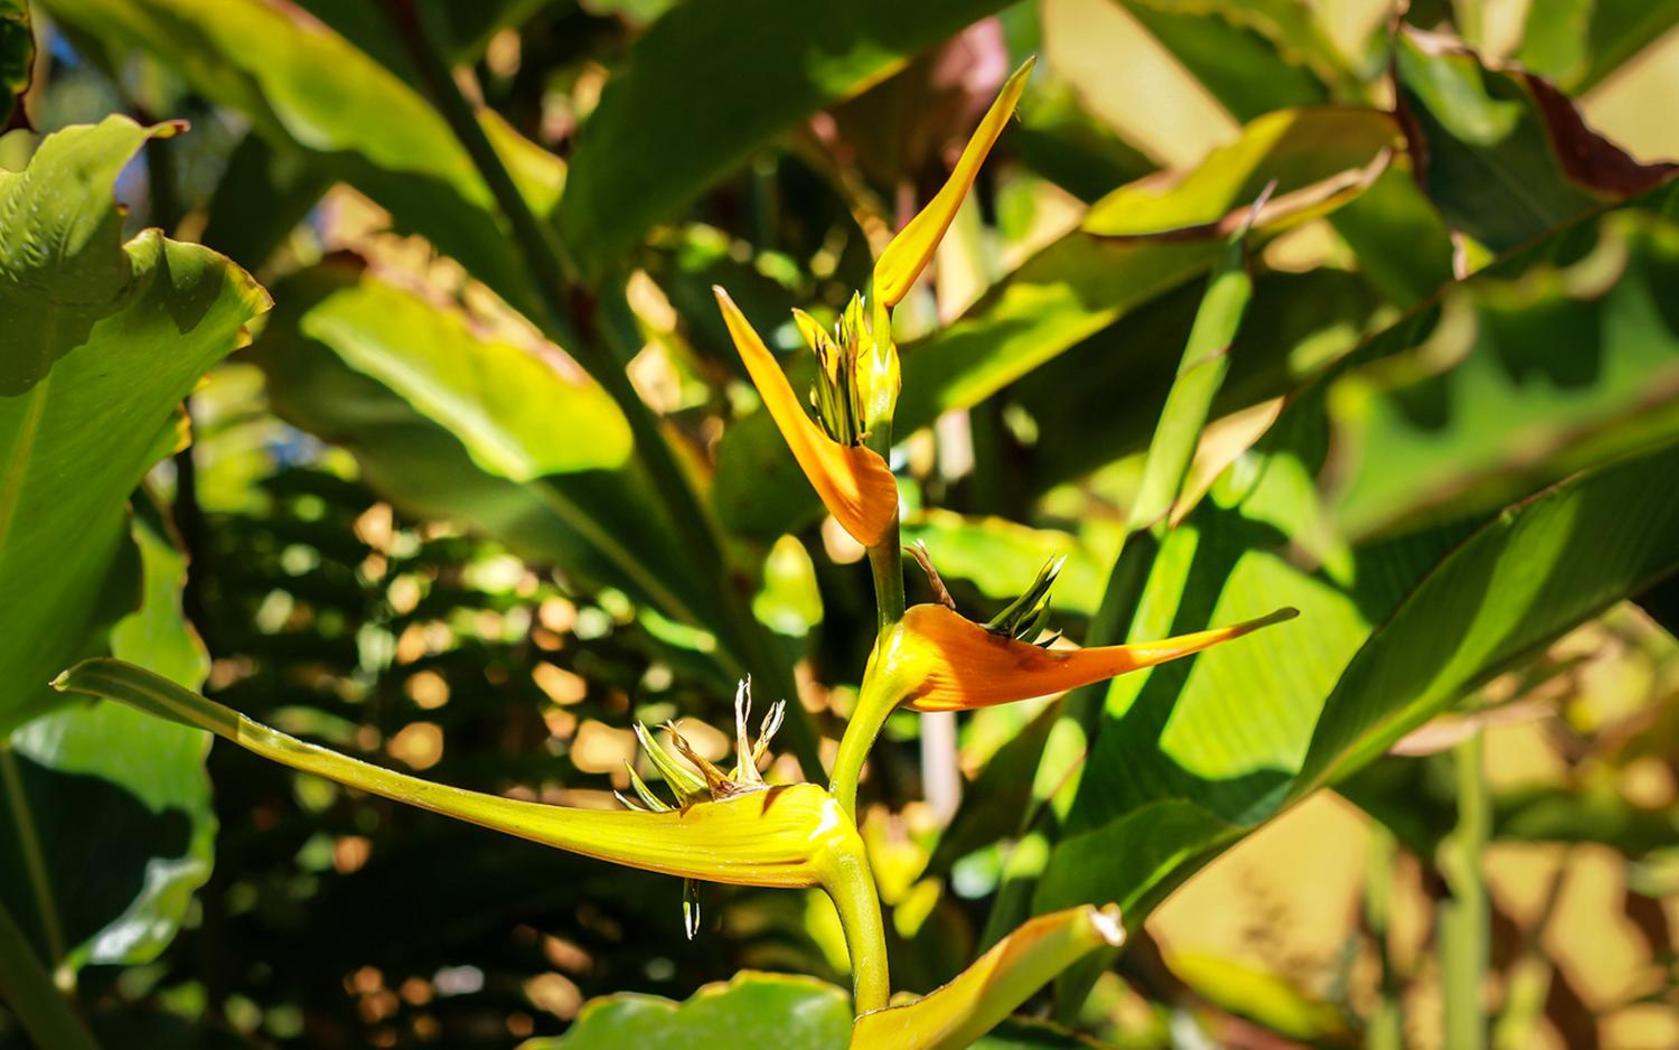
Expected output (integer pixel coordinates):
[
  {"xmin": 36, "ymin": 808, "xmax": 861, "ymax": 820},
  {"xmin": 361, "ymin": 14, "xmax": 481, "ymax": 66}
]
[{"xmin": 2, "ymin": 0, "xmax": 1679, "ymax": 1046}]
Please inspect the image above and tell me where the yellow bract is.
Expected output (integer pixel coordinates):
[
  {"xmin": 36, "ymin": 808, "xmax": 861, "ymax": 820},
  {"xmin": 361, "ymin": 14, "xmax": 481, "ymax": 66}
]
[
  {"xmin": 872, "ymin": 56, "xmax": 1036, "ymax": 308},
  {"xmin": 714, "ymin": 286, "xmax": 899, "ymax": 546},
  {"xmin": 851, "ymin": 903, "xmax": 1123, "ymax": 1049}
]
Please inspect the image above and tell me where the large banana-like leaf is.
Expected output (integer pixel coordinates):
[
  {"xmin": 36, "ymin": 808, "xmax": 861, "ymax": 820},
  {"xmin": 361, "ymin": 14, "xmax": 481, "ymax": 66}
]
[
  {"xmin": 38, "ymin": 0, "xmax": 565, "ymax": 317},
  {"xmin": 714, "ymin": 106, "xmax": 1401, "ymax": 539},
  {"xmin": 1029, "ymin": 186, "xmax": 1679, "ymax": 922},
  {"xmin": 0, "ymin": 116, "xmax": 269, "ymax": 733},
  {"xmin": 556, "ymin": 0, "xmax": 1019, "ymax": 271}
]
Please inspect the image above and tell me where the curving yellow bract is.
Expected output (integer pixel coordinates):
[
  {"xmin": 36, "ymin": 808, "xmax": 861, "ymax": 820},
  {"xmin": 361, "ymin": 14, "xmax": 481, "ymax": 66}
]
[
  {"xmin": 714, "ymin": 286, "xmax": 898, "ymax": 547},
  {"xmin": 872, "ymin": 56, "xmax": 1035, "ymax": 308},
  {"xmin": 53, "ymin": 657, "xmax": 894, "ymax": 1013},
  {"xmin": 851, "ymin": 903, "xmax": 1123, "ymax": 1049}
]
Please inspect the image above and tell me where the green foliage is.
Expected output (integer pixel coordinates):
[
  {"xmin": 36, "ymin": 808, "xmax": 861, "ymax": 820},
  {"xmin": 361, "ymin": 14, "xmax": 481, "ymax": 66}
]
[
  {"xmin": 0, "ymin": 117, "xmax": 267, "ymax": 733},
  {"xmin": 4, "ymin": 0, "xmax": 1679, "ymax": 1045}
]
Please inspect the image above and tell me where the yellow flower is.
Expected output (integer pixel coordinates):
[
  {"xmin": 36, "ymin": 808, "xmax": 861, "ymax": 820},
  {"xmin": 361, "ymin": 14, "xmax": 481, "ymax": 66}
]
[
  {"xmin": 54, "ymin": 660, "xmax": 892, "ymax": 1013},
  {"xmin": 713, "ymin": 57, "xmax": 1035, "ymax": 549},
  {"xmin": 851, "ymin": 902, "xmax": 1122, "ymax": 1049}
]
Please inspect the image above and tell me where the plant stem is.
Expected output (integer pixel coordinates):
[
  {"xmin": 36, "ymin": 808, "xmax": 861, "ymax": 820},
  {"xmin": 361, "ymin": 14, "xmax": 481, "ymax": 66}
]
[
  {"xmin": 0, "ymin": 894, "xmax": 98, "ymax": 1050},
  {"xmin": 384, "ymin": 0, "xmax": 822, "ymax": 780},
  {"xmin": 1440, "ymin": 729, "xmax": 1489, "ymax": 1050},
  {"xmin": 823, "ymin": 846, "xmax": 890, "ymax": 1014}
]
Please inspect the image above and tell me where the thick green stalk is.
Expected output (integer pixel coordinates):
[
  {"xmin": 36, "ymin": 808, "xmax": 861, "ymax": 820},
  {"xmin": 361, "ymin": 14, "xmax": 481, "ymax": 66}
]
[
  {"xmin": 823, "ymin": 842, "xmax": 890, "ymax": 1014},
  {"xmin": 0, "ymin": 895, "xmax": 98, "ymax": 1050},
  {"xmin": 383, "ymin": 0, "xmax": 821, "ymax": 780},
  {"xmin": 1440, "ymin": 730, "xmax": 1489, "ymax": 1050}
]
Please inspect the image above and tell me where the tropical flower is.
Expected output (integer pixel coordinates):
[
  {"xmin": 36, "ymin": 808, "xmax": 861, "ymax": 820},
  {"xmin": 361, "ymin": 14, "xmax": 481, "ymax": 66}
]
[
  {"xmin": 831, "ymin": 556, "xmax": 1296, "ymax": 814},
  {"xmin": 54, "ymin": 660, "xmax": 891, "ymax": 1013},
  {"xmin": 714, "ymin": 57, "xmax": 1035, "ymax": 549}
]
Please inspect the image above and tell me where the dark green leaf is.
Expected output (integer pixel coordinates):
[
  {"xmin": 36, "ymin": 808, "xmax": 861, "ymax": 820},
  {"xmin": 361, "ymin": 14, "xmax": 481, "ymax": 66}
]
[
  {"xmin": 1395, "ymin": 26, "xmax": 1674, "ymax": 253},
  {"xmin": 557, "ymin": 0, "xmax": 1018, "ymax": 270},
  {"xmin": 523, "ymin": 972, "xmax": 851, "ymax": 1050},
  {"xmin": 0, "ymin": 0, "xmax": 30, "ymax": 131}
]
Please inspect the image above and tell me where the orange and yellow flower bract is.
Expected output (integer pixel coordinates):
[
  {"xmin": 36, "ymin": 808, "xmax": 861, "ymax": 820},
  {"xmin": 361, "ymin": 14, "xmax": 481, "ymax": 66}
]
[
  {"xmin": 714, "ymin": 286, "xmax": 898, "ymax": 546},
  {"xmin": 889, "ymin": 602, "xmax": 1299, "ymax": 711},
  {"xmin": 872, "ymin": 56, "xmax": 1036, "ymax": 309},
  {"xmin": 831, "ymin": 601, "xmax": 1296, "ymax": 816}
]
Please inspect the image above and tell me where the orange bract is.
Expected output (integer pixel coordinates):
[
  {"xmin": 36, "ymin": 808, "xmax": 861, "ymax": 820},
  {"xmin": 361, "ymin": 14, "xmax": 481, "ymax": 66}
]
[
  {"xmin": 714, "ymin": 286, "xmax": 898, "ymax": 547},
  {"xmin": 896, "ymin": 603, "xmax": 1298, "ymax": 711}
]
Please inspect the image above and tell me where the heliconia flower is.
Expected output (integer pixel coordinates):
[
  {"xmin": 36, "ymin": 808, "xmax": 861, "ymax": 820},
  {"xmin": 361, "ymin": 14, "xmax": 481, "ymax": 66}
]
[
  {"xmin": 871, "ymin": 56, "xmax": 1036, "ymax": 309},
  {"xmin": 831, "ymin": 556, "xmax": 1296, "ymax": 814},
  {"xmin": 54, "ymin": 659, "xmax": 892, "ymax": 1013},
  {"xmin": 715, "ymin": 286, "xmax": 898, "ymax": 547},
  {"xmin": 850, "ymin": 902, "xmax": 1123, "ymax": 1049}
]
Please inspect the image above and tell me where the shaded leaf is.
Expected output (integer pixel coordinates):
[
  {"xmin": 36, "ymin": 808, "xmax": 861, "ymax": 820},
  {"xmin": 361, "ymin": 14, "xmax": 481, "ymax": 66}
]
[
  {"xmin": 1395, "ymin": 27, "xmax": 1675, "ymax": 253},
  {"xmin": 1517, "ymin": 0, "xmax": 1679, "ymax": 94},
  {"xmin": 39, "ymin": 0, "xmax": 565, "ymax": 316},
  {"xmin": 557, "ymin": 0, "xmax": 1019, "ymax": 270},
  {"xmin": 0, "ymin": 0, "xmax": 30, "ymax": 131},
  {"xmin": 1, "ymin": 516, "xmax": 214, "ymax": 971}
]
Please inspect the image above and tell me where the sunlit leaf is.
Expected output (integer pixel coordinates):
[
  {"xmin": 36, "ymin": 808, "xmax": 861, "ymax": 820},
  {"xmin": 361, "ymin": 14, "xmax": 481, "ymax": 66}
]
[{"xmin": 0, "ymin": 116, "xmax": 269, "ymax": 733}]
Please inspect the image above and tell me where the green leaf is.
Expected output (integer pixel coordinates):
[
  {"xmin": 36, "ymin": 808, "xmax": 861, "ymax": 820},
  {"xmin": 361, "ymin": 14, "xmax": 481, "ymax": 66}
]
[
  {"xmin": 1517, "ymin": 0, "xmax": 1679, "ymax": 94},
  {"xmin": 557, "ymin": 0, "xmax": 1018, "ymax": 270},
  {"xmin": 1296, "ymin": 443, "xmax": 1679, "ymax": 793},
  {"xmin": 714, "ymin": 107, "xmax": 1399, "ymax": 539},
  {"xmin": 1312, "ymin": 186, "xmax": 1679, "ymax": 540},
  {"xmin": 0, "ymin": 0, "xmax": 30, "ymax": 131},
  {"xmin": 519, "ymin": 973, "xmax": 853, "ymax": 1050},
  {"xmin": 251, "ymin": 261, "xmax": 725, "ymax": 649},
  {"xmin": 0, "ymin": 116, "xmax": 269, "ymax": 732},
  {"xmin": 1032, "ymin": 188, "xmax": 1679, "ymax": 924},
  {"xmin": 294, "ymin": 267, "xmax": 632, "ymax": 480},
  {"xmin": 1395, "ymin": 26, "xmax": 1675, "ymax": 253},
  {"xmin": 1, "ymin": 515, "xmax": 214, "ymax": 972},
  {"xmin": 1116, "ymin": 0, "xmax": 1333, "ymax": 121},
  {"xmin": 38, "ymin": 0, "xmax": 565, "ymax": 316}
]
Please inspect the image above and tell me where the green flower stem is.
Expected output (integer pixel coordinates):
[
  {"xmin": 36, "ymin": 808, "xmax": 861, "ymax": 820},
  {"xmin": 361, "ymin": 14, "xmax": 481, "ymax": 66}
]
[
  {"xmin": 822, "ymin": 843, "xmax": 890, "ymax": 1015},
  {"xmin": 384, "ymin": 0, "xmax": 822, "ymax": 781},
  {"xmin": 0, "ymin": 895, "xmax": 98, "ymax": 1050}
]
